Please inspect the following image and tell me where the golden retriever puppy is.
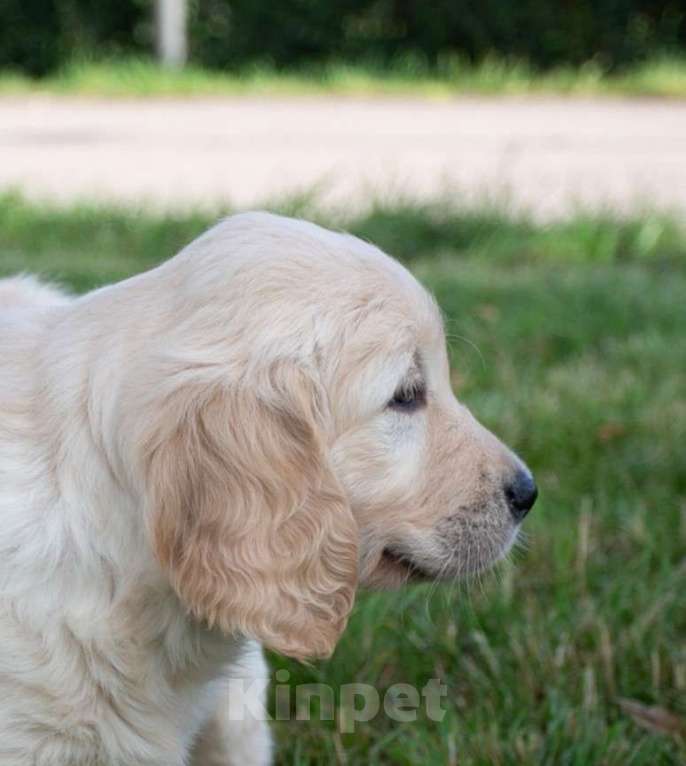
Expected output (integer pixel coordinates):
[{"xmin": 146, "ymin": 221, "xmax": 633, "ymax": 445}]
[{"xmin": 0, "ymin": 213, "xmax": 536, "ymax": 765}]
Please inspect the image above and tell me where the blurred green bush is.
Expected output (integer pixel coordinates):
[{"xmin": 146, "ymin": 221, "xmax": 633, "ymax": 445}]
[
  {"xmin": 0, "ymin": 0, "xmax": 149, "ymax": 76},
  {"xmin": 1, "ymin": 0, "xmax": 685, "ymax": 76}
]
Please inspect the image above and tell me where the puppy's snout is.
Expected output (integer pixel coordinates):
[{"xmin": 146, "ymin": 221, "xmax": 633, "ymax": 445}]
[{"xmin": 504, "ymin": 468, "xmax": 538, "ymax": 521}]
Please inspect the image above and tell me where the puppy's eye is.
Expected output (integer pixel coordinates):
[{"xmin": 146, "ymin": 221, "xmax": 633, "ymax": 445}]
[{"xmin": 388, "ymin": 383, "xmax": 426, "ymax": 412}]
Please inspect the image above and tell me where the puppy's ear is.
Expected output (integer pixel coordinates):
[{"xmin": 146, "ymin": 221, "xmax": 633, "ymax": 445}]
[{"xmin": 142, "ymin": 362, "xmax": 358, "ymax": 660}]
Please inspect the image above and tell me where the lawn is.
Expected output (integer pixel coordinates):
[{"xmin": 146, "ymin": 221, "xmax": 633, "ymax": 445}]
[
  {"xmin": 1, "ymin": 193, "xmax": 685, "ymax": 764},
  {"xmin": 2, "ymin": 55, "xmax": 686, "ymax": 99}
]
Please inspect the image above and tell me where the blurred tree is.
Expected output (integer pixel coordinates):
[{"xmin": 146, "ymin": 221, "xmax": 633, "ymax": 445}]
[
  {"xmin": 0, "ymin": 0, "xmax": 684, "ymax": 76},
  {"xmin": 0, "ymin": 0, "xmax": 147, "ymax": 76},
  {"xmin": 0, "ymin": 0, "xmax": 61, "ymax": 75}
]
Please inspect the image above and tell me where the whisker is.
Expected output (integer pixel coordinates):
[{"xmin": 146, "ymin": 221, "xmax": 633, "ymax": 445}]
[{"xmin": 443, "ymin": 333, "xmax": 487, "ymax": 371}]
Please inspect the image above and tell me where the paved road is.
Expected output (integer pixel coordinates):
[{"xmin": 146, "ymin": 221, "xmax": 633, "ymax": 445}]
[{"xmin": 2, "ymin": 96, "xmax": 686, "ymax": 217}]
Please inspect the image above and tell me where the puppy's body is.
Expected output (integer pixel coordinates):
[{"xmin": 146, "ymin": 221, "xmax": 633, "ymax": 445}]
[
  {"xmin": 0, "ymin": 214, "xmax": 535, "ymax": 764},
  {"xmin": 0, "ymin": 277, "xmax": 271, "ymax": 765}
]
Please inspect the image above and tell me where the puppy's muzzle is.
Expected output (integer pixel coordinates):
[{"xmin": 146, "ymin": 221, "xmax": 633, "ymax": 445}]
[{"xmin": 504, "ymin": 468, "xmax": 538, "ymax": 522}]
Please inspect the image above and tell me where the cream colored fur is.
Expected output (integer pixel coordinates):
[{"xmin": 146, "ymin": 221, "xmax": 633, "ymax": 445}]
[{"xmin": 0, "ymin": 213, "xmax": 529, "ymax": 764}]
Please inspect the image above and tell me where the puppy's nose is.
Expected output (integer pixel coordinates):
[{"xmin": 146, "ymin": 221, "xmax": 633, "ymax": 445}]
[{"xmin": 504, "ymin": 469, "xmax": 538, "ymax": 521}]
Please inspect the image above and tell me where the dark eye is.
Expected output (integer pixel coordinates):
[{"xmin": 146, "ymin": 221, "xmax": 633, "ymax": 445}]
[{"xmin": 388, "ymin": 383, "xmax": 426, "ymax": 412}]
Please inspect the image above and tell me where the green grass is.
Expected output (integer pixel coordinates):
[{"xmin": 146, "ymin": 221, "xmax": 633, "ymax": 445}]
[
  {"xmin": 2, "ymin": 54, "xmax": 686, "ymax": 98},
  {"xmin": 1, "ymin": 192, "xmax": 685, "ymax": 764}
]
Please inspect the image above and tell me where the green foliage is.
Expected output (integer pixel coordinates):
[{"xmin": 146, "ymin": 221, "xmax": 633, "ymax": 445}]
[
  {"xmin": 4, "ymin": 54, "xmax": 686, "ymax": 98},
  {"xmin": 0, "ymin": 0, "xmax": 60, "ymax": 76},
  {"xmin": 1, "ymin": 1, "xmax": 685, "ymax": 76},
  {"xmin": 1, "ymin": 193, "xmax": 685, "ymax": 763},
  {"xmin": 0, "ymin": 0, "xmax": 148, "ymax": 76}
]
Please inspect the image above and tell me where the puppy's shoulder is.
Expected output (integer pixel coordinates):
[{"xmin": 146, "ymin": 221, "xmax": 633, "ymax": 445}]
[{"xmin": 0, "ymin": 274, "xmax": 71, "ymax": 315}]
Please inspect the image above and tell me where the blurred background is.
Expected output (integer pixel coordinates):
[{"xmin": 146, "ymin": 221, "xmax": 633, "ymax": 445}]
[{"xmin": 1, "ymin": 2, "xmax": 685, "ymax": 764}]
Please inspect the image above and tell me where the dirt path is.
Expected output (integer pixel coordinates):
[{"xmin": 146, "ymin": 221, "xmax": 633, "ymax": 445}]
[{"xmin": 2, "ymin": 96, "xmax": 685, "ymax": 217}]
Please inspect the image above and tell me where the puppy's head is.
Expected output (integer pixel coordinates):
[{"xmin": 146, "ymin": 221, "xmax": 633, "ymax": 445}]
[{"xmin": 133, "ymin": 213, "xmax": 536, "ymax": 660}]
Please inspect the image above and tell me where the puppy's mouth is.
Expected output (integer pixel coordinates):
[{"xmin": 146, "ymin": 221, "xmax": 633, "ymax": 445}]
[{"xmin": 378, "ymin": 547, "xmax": 435, "ymax": 583}]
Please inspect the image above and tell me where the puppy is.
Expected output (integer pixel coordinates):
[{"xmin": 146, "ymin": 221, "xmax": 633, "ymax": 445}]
[{"xmin": 0, "ymin": 214, "xmax": 536, "ymax": 765}]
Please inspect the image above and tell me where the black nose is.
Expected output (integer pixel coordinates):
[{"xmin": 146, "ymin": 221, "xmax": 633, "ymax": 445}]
[{"xmin": 504, "ymin": 469, "xmax": 538, "ymax": 521}]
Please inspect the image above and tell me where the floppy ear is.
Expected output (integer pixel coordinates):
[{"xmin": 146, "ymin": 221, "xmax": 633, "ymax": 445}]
[{"xmin": 142, "ymin": 361, "xmax": 358, "ymax": 660}]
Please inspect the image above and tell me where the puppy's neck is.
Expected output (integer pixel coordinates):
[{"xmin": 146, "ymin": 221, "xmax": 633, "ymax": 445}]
[
  {"xmin": 2, "ymin": 273, "xmax": 233, "ymax": 665},
  {"xmin": 34, "ymin": 278, "xmax": 159, "ymax": 569}
]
